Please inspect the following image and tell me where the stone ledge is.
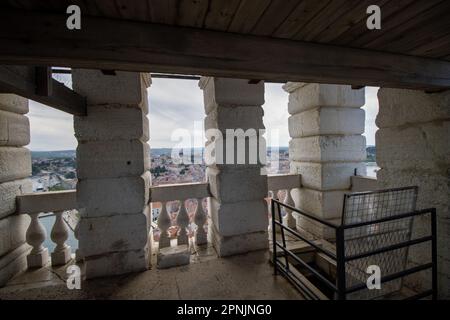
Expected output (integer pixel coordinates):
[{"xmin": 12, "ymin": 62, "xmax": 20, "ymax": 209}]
[{"xmin": 0, "ymin": 243, "xmax": 31, "ymax": 287}]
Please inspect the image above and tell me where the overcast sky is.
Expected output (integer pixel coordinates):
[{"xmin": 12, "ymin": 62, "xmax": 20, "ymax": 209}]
[{"xmin": 27, "ymin": 77, "xmax": 379, "ymax": 151}]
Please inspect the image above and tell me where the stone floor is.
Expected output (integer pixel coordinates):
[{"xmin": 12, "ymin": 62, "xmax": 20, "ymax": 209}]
[{"xmin": 0, "ymin": 245, "xmax": 304, "ymax": 300}]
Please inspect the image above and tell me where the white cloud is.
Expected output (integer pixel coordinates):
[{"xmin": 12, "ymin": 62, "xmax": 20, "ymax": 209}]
[
  {"xmin": 28, "ymin": 101, "xmax": 76, "ymax": 151},
  {"xmin": 26, "ymin": 78, "xmax": 378, "ymax": 150},
  {"xmin": 362, "ymin": 87, "xmax": 379, "ymax": 146}
]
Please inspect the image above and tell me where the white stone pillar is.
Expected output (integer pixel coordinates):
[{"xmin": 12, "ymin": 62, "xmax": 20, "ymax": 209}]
[
  {"xmin": 283, "ymin": 83, "xmax": 366, "ymax": 238},
  {"xmin": 72, "ymin": 70, "xmax": 151, "ymax": 279},
  {"xmin": 199, "ymin": 77, "xmax": 268, "ymax": 256},
  {"xmin": 0, "ymin": 94, "xmax": 32, "ymax": 286},
  {"xmin": 376, "ymin": 88, "xmax": 450, "ymax": 298}
]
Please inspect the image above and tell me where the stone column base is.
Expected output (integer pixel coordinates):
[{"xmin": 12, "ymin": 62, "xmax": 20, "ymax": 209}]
[
  {"xmin": 27, "ymin": 248, "xmax": 49, "ymax": 268},
  {"xmin": 51, "ymin": 246, "xmax": 72, "ymax": 266},
  {"xmin": 210, "ymin": 224, "xmax": 268, "ymax": 257},
  {"xmin": 84, "ymin": 247, "xmax": 149, "ymax": 280}
]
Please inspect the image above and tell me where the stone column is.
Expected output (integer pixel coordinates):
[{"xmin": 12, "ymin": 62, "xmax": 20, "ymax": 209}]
[
  {"xmin": 199, "ymin": 77, "xmax": 268, "ymax": 256},
  {"xmin": 376, "ymin": 88, "xmax": 450, "ymax": 298},
  {"xmin": 283, "ymin": 83, "xmax": 366, "ymax": 238},
  {"xmin": 0, "ymin": 94, "xmax": 32, "ymax": 286},
  {"xmin": 72, "ymin": 70, "xmax": 151, "ymax": 279}
]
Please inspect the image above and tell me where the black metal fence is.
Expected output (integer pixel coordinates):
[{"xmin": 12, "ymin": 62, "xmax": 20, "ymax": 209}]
[{"xmin": 271, "ymin": 187, "xmax": 437, "ymax": 300}]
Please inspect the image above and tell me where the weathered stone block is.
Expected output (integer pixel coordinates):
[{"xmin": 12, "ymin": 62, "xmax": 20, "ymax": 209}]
[
  {"xmin": 74, "ymin": 104, "xmax": 149, "ymax": 142},
  {"xmin": 296, "ymin": 216, "xmax": 341, "ymax": 240},
  {"xmin": 205, "ymin": 106, "xmax": 265, "ymax": 132},
  {"xmin": 351, "ymin": 175, "xmax": 379, "ymax": 192},
  {"xmin": 377, "ymin": 88, "xmax": 450, "ymax": 128},
  {"xmin": 0, "ymin": 178, "xmax": 32, "ymax": 219},
  {"xmin": 200, "ymin": 77, "xmax": 264, "ymax": 114},
  {"xmin": 84, "ymin": 247, "xmax": 149, "ymax": 279},
  {"xmin": 376, "ymin": 121, "xmax": 449, "ymax": 171},
  {"xmin": 77, "ymin": 211, "xmax": 149, "ymax": 257},
  {"xmin": 72, "ymin": 69, "xmax": 148, "ymax": 105},
  {"xmin": 0, "ymin": 147, "xmax": 31, "ymax": 183},
  {"xmin": 291, "ymin": 188, "xmax": 345, "ymax": 219},
  {"xmin": 0, "ymin": 214, "xmax": 30, "ymax": 257},
  {"xmin": 288, "ymin": 107, "xmax": 365, "ymax": 138},
  {"xmin": 207, "ymin": 167, "xmax": 267, "ymax": 203},
  {"xmin": 0, "ymin": 111, "xmax": 30, "ymax": 146},
  {"xmin": 209, "ymin": 198, "xmax": 268, "ymax": 237},
  {"xmin": 0, "ymin": 94, "xmax": 29, "ymax": 114},
  {"xmin": 157, "ymin": 245, "xmax": 190, "ymax": 269},
  {"xmin": 289, "ymin": 135, "xmax": 366, "ymax": 162},
  {"xmin": 284, "ymin": 83, "xmax": 364, "ymax": 115},
  {"xmin": 291, "ymin": 162, "xmax": 366, "ymax": 190},
  {"xmin": 76, "ymin": 140, "xmax": 150, "ymax": 179},
  {"xmin": 377, "ymin": 168, "xmax": 448, "ymax": 218},
  {"xmin": 210, "ymin": 224, "xmax": 268, "ymax": 257},
  {"xmin": 77, "ymin": 172, "xmax": 151, "ymax": 217}
]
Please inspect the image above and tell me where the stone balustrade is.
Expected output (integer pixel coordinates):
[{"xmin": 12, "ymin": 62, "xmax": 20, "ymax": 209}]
[
  {"xmin": 267, "ymin": 173, "xmax": 302, "ymax": 234},
  {"xmin": 150, "ymin": 182, "xmax": 210, "ymax": 268},
  {"xmin": 16, "ymin": 191, "xmax": 77, "ymax": 268}
]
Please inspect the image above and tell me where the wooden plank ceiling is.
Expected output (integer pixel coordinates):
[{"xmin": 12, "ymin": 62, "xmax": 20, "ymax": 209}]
[{"xmin": 4, "ymin": 0, "xmax": 450, "ymax": 62}]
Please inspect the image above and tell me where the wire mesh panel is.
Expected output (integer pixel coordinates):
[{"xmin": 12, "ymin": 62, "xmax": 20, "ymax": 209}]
[{"xmin": 341, "ymin": 187, "xmax": 418, "ymax": 299}]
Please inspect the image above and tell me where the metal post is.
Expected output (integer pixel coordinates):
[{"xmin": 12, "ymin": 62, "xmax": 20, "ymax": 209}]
[
  {"xmin": 336, "ymin": 226, "xmax": 346, "ymax": 300},
  {"xmin": 431, "ymin": 208, "xmax": 438, "ymax": 300},
  {"xmin": 271, "ymin": 199, "xmax": 277, "ymax": 275},
  {"xmin": 277, "ymin": 202, "xmax": 290, "ymax": 271}
]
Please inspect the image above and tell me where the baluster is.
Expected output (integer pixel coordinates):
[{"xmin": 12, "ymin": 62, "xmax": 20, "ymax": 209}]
[
  {"xmin": 177, "ymin": 199, "xmax": 189, "ymax": 246},
  {"xmin": 267, "ymin": 192, "xmax": 273, "ymax": 241},
  {"xmin": 26, "ymin": 213, "xmax": 49, "ymax": 268},
  {"xmin": 283, "ymin": 188, "xmax": 297, "ymax": 229},
  {"xmin": 194, "ymin": 198, "xmax": 207, "ymax": 245},
  {"xmin": 50, "ymin": 210, "xmax": 72, "ymax": 266},
  {"xmin": 157, "ymin": 202, "xmax": 171, "ymax": 249}
]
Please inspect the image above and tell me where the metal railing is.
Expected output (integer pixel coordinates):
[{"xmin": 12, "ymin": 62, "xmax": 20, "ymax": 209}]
[{"xmin": 271, "ymin": 198, "xmax": 437, "ymax": 300}]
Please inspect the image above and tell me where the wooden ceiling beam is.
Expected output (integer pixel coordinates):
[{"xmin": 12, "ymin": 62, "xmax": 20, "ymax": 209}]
[
  {"xmin": 0, "ymin": 9, "xmax": 450, "ymax": 90},
  {"xmin": 0, "ymin": 65, "xmax": 86, "ymax": 116}
]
